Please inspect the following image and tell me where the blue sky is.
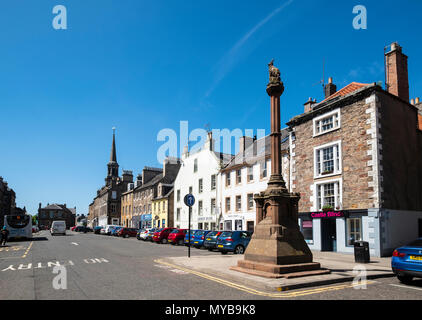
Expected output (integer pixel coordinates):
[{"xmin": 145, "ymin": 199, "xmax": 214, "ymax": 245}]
[{"xmin": 1, "ymin": 0, "xmax": 421, "ymax": 214}]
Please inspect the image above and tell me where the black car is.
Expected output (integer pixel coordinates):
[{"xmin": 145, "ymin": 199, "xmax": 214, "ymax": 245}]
[
  {"xmin": 75, "ymin": 226, "xmax": 93, "ymax": 233},
  {"xmin": 203, "ymin": 231, "xmax": 223, "ymax": 251}
]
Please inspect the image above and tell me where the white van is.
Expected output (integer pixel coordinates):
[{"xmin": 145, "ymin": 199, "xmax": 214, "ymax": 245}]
[{"xmin": 51, "ymin": 221, "xmax": 66, "ymax": 235}]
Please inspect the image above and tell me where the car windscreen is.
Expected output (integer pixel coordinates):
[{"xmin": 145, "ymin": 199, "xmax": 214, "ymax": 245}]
[
  {"xmin": 170, "ymin": 230, "xmax": 179, "ymax": 234},
  {"xmin": 407, "ymin": 239, "xmax": 422, "ymax": 247},
  {"xmin": 220, "ymin": 231, "xmax": 233, "ymax": 238}
]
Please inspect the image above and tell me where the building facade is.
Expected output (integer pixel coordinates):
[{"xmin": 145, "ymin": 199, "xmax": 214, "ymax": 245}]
[
  {"xmin": 287, "ymin": 43, "xmax": 422, "ymax": 257},
  {"xmin": 151, "ymin": 184, "xmax": 174, "ymax": 229},
  {"xmin": 218, "ymin": 132, "xmax": 290, "ymax": 232},
  {"xmin": 88, "ymin": 130, "xmax": 133, "ymax": 227},
  {"xmin": 173, "ymin": 132, "xmax": 233, "ymax": 230},
  {"xmin": 38, "ymin": 203, "xmax": 76, "ymax": 229},
  {"xmin": 133, "ymin": 159, "xmax": 181, "ymax": 229}
]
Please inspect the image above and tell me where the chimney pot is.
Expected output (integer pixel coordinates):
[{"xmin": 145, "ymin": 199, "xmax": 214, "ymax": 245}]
[
  {"xmin": 411, "ymin": 99, "xmax": 415, "ymax": 105},
  {"xmin": 304, "ymin": 98, "xmax": 317, "ymax": 113},
  {"xmin": 416, "ymin": 97, "xmax": 420, "ymax": 104}
]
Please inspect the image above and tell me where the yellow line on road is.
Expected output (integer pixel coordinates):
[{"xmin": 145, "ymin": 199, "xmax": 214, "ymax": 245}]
[
  {"xmin": 21, "ymin": 241, "xmax": 33, "ymax": 258},
  {"xmin": 154, "ymin": 259, "xmax": 374, "ymax": 298}
]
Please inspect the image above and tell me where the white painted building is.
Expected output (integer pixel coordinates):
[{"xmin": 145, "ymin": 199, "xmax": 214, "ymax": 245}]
[
  {"xmin": 218, "ymin": 130, "xmax": 290, "ymax": 232},
  {"xmin": 173, "ymin": 133, "xmax": 233, "ymax": 230}
]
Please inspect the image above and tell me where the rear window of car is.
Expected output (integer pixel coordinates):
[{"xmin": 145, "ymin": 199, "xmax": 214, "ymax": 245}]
[
  {"xmin": 156, "ymin": 228, "xmax": 163, "ymax": 232},
  {"xmin": 407, "ymin": 239, "xmax": 422, "ymax": 247},
  {"xmin": 196, "ymin": 230, "xmax": 205, "ymax": 236},
  {"xmin": 207, "ymin": 231, "xmax": 219, "ymax": 237},
  {"xmin": 220, "ymin": 231, "xmax": 232, "ymax": 237},
  {"xmin": 170, "ymin": 229, "xmax": 179, "ymax": 234}
]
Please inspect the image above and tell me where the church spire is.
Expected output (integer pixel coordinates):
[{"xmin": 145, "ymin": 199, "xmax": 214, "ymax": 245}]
[
  {"xmin": 110, "ymin": 127, "xmax": 117, "ymax": 163},
  {"xmin": 106, "ymin": 127, "xmax": 119, "ymax": 184}
]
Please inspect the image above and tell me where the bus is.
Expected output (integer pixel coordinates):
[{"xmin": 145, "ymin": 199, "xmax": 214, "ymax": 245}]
[{"xmin": 4, "ymin": 214, "xmax": 33, "ymax": 239}]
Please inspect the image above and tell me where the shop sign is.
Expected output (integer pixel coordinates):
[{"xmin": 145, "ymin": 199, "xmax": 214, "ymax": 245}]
[{"xmin": 309, "ymin": 211, "xmax": 348, "ymax": 219}]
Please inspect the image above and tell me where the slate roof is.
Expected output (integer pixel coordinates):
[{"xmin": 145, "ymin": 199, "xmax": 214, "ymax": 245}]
[{"xmin": 222, "ymin": 128, "xmax": 289, "ymax": 171}]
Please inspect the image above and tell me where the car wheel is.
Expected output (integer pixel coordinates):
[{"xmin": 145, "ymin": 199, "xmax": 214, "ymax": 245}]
[
  {"xmin": 178, "ymin": 239, "xmax": 183, "ymax": 246},
  {"xmin": 221, "ymin": 251, "xmax": 228, "ymax": 255},
  {"xmin": 234, "ymin": 245, "xmax": 245, "ymax": 254},
  {"xmin": 124, "ymin": 234, "xmax": 129, "ymax": 238},
  {"xmin": 162, "ymin": 239, "xmax": 167, "ymax": 244},
  {"xmin": 397, "ymin": 275, "xmax": 413, "ymax": 284},
  {"xmin": 208, "ymin": 248, "xmax": 213, "ymax": 251}
]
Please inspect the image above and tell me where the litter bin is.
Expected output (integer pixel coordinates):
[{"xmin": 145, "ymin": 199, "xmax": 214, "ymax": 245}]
[{"xmin": 354, "ymin": 241, "xmax": 370, "ymax": 263}]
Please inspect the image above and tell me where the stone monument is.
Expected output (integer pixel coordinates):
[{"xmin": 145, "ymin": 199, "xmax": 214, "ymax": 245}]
[{"xmin": 231, "ymin": 60, "xmax": 330, "ymax": 278}]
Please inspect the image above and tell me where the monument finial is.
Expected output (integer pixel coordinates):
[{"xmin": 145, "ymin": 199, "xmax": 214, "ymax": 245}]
[{"xmin": 266, "ymin": 59, "xmax": 284, "ymax": 96}]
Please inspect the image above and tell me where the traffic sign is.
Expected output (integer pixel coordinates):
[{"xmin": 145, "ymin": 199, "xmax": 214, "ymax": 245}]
[{"xmin": 184, "ymin": 194, "xmax": 195, "ymax": 207}]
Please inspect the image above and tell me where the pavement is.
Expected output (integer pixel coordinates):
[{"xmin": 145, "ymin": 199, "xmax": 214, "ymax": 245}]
[{"xmin": 158, "ymin": 249, "xmax": 394, "ymax": 291}]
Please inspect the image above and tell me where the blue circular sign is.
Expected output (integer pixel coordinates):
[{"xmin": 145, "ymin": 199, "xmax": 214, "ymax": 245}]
[{"xmin": 184, "ymin": 194, "xmax": 195, "ymax": 207}]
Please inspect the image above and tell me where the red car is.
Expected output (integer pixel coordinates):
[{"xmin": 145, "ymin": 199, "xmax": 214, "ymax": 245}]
[
  {"xmin": 167, "ymin": 229, "xmax": 188, "ymax": 245},
  {"xmin": 71, "ymin": 226, "xmax": 77, "ymax": 231},
  {"xmin": 152, "ymin": 228, "xmax": 176, "ymax": 244},
  {"xmin": 118, "ymin": 227, "xmax": 138, "ymax": 238}
]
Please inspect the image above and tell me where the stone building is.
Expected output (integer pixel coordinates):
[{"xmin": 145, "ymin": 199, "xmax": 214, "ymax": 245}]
[
  {"xmin": 0, "ymin": 176, "xmax": 16, "ymax": 227},
  {"xmin": 218, "ymin": 132, "xmax": 290, "ymax": 232},
  {"xmin": 88, "ymin": 130, "xmax": 133, "ymax": 227},
  {"xmin": 38, "ymin": 203, "xmax": 76, "ymax": 229},
  {"xmin": 132, "ymin": 158, "xmax": 181, "ymax": 229},
  {"xmin": 286, "ymin": 43, "xmax": 422, "ymax": 257}
]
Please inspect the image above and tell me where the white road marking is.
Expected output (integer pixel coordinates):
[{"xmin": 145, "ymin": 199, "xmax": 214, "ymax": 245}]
[
  {"xmin": 390, "ymin": 284, "xmax": 422, "ymax": 291},
  {"xmin": 71, "ymin": 242, "xmax": 79, "ymax": 246},
  {"xmin": 170, "ymin": 269, "xmax": 189, "ymax": 274}
]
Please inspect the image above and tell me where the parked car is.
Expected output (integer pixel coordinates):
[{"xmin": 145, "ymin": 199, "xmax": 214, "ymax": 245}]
[
  {"xmin": 102, "ymin": 225, "xmax": 120, "ymax": 235},
  {"xmin": 118, "ymin": 227, "xmax": 138, "ymax": 238},
  {"xmin": 216, "ymin": 231, "xmax": 252, "ymax": 254},
  {"xmin": 145, "ymin": 228, "xmax": 158, "ymax": 241},
  {"xmin": 74, "ymin": 226, "xmax": 93, "ymax": 232},
  {"xmin": 93, "ymin": 226, "xmax": 103, "ymax": 234},
  {"xmin": 32, "ymin": 226, "xmax": 39, "ymax": 233},
  {"xmin": 111, "ymin": 226, "xmax": 123, "ymax": 236},
  {"xmin": 203, "ymin": 231, "xmax": 223, "ymax": 251},
  {"xmin": 71, "ymin": 226, "xmax": 77, "ymax": 231},
  {"xmin": 192, "ymin": 230, "xmax": 212, "ymax": 248},
  {"xmin": 137, "ymin": 229, "xmax": 147, "ymax": 240},
  {"xmin": 184, "ymin": 230, "xmax": 199, "ymax": 246},
  {"xmin": 391, "ymin": 238, "xmax": 422, "ymax": 283},
  {"xmin": 168, "ymin": 229, "xmax": 188, "ymax": 245},
  {"xmin": 153, "ymin": 227, "xmax": 176, "ymax": 244}
]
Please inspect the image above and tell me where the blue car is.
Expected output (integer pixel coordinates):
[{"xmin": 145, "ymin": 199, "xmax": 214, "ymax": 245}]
[
  {"xmin": 111, "ymin": 227, "xmax": 123, "ymax": 236},
  {"xmin": 192, "ymin": 230, "xmax": 212, "ymax": 248},
  {"xmin": 216, "ymin": 231, "xmax": 252, "ymax": 255},
  {"xmin": 392, "ymin": 238, "xmax": 422, "ymax": 283},
  {"xmin": 184, "ymin": 230, "xmax": 199, "ymax": 246}
]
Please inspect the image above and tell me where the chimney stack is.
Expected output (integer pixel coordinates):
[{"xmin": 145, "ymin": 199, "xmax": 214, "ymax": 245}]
[
  {"xmin": 324, "ymin": 77, "xmax": 337, "ymax": 98},
  {"xmin": 239, "ymin": 136, "xmax": 254, "ymax": 152},
  {"xmin": 385, "ymin": 42, "xmax": 409, "ymax": 102},
  {"xmin": 304, "ymin": 97, "xmax": 317, "ymax": 113},
  {"xmin": 204, "ymin": 131, "xmax": 214, "ymax": 151}
]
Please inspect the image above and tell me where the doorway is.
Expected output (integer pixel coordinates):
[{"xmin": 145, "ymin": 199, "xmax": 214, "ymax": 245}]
[{"xmin": 321, "ymin": 219, "xmax": 337, "ymax": 251}]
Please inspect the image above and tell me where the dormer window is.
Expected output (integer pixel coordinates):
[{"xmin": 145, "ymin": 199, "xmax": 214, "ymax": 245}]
[{"xmin": 313, "ymin": 109, "xmax": 340, "ymax": 136}]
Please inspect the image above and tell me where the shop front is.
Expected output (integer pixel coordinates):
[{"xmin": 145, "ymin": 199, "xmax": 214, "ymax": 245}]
[
  {"xmin": 140, "ymin": 214, "xmax": 152, "ymax": 229},
  {"xmin": 298, "ymin": 209, "xmax": 370, "ymax": 254}
]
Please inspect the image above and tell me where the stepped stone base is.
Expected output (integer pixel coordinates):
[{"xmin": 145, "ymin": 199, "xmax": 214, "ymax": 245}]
[{"xmin": 231, "ymin": 260, "xmax": 331, "ymax": 279}]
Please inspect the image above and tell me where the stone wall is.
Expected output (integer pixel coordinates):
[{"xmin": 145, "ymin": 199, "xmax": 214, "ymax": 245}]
[{"xmin": 291, "ymin": 97, "xmax": 375, "ymax": 213}]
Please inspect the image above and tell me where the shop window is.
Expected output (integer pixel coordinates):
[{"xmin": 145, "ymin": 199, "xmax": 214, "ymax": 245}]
[
  {"xmin": 301, "ymin": 220, "xmax": 313, "ymax": 244},
  {"xmin": 198, "ymin": 223, "xmax": 203, "ymax": 230},
  {"xmin": 225, "ymin": 220, "xmax": 232, "ymax": 231},
  {"xmin": 346, "ymin": 218, "xmax": 362, "ymax": 246}
]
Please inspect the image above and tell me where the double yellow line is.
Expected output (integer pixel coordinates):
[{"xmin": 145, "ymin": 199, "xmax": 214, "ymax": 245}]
[
  {"xmin": 21, "ymin": 241, "xmax": 33, "ymax": 258},
  {"xmin": 154, "ymin": 259, "xmax": 374, "ymax": 298}
]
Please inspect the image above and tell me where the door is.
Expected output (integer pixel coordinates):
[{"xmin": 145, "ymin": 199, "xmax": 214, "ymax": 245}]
[
  {"xmin": 235, "ymin": 220, "xmax": 242, "ymax": 231},
  {"xmin": 321, "ymin": 219, "xmax": 337, "ymax": 251}
]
